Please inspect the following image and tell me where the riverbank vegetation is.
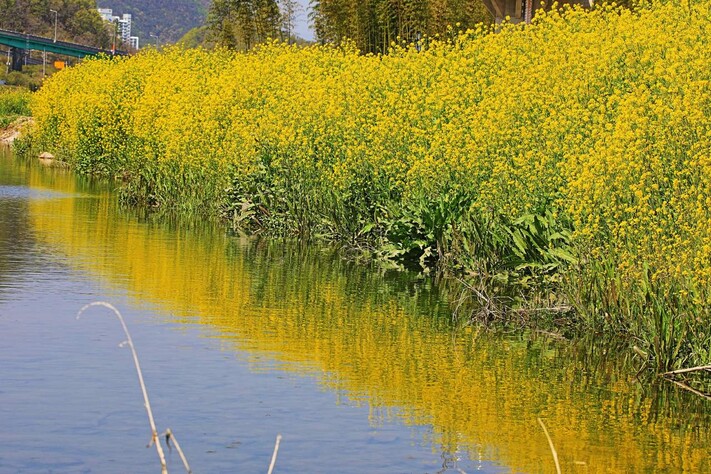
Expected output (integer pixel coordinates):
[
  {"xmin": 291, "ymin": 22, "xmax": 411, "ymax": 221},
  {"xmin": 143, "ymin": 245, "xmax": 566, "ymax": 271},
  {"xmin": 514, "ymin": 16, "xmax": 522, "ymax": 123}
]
[
  {"xmin": 26, "ymin": 0, "xmax": 711, "ymax": 372},
  {"xmin": 0, "ymin": 87, "xmax": 31, "ymax": 128},
  {"xmin": 22, "ymin": 161, "xmax": 710, "ymax": 470}
]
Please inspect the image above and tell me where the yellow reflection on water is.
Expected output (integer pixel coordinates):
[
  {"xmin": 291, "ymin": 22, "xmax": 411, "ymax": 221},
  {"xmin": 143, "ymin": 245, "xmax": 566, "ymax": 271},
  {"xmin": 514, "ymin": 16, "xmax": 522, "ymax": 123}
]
[{"xmin": 23, "ymin": 161, "xmax": 711, "ymax": 473}]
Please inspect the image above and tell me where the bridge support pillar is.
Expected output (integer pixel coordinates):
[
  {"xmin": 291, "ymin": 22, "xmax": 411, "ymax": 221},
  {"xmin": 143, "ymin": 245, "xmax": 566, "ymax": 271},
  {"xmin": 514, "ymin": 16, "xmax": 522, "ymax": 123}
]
[{"xmin": 10, "ymin": 47, "xmax": 25, "ymax": 72}]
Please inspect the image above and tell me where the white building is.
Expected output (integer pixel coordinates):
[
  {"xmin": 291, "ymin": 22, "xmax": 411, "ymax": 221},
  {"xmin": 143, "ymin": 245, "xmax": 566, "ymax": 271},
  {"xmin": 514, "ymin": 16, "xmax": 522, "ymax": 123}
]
[{"xmin": 98, "ymin": 8, "xmax": 138, "ymax": 49}]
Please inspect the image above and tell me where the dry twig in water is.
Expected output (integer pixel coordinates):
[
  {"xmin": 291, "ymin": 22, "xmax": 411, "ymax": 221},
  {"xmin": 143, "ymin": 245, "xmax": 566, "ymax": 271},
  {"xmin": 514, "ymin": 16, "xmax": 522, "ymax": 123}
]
[
  {"xmin": 79, "ymin": 302, "xmax": 282, "ymax": 472},
  {"xmin": 163, "ymin": 429, "xmax": 192, "ymax": 473},
  {"xmin": 661, "ymin": 364, "xmax": 711, "ymax": 401},
  {"xmin": 661, "ymin": 364, "xmax": 711, "ymax": 377},
  {"xmin": 537, "ymin": 418, "xmax": 561, "ymax": 474},
  {"xmin": 78, "ymin": 302, "xmax": 180, "ymax": 473},
  {"xmin": 267, "ymin": 434, "xmax": 282, "ymax": 474}
]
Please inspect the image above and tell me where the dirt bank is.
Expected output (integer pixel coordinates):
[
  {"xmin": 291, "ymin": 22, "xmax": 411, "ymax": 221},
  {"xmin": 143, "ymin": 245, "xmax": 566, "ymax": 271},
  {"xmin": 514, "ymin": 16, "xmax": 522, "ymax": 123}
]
[{"xmin": 0, "ymin": 117, "xmax": 33, "ymax": 145}]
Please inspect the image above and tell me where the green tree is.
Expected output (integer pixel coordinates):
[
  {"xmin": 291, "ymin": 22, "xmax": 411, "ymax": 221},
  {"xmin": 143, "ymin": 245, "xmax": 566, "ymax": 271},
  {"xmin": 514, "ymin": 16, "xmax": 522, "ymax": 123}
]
[
  {"xmin": 207, "ymin": 0, "xmax": 280, "ymax": 50},
  {"xmin": 0, "ymin": 0, "xmax": 110, "ymax": 47},
  {"xmin": 254, "ymin": 0, "xmax": 280, "ymax": 43}
]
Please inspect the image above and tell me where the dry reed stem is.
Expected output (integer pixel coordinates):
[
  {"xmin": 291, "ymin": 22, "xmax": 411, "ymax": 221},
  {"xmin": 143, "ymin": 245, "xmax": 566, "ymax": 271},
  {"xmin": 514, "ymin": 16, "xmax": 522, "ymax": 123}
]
[
  {"xmin": 661, "ymin": 364, "xmax": 711, "ymax": 376},
  {"xmin": 163, "ymin": 429, "xmax": 192, "ymax": 473},
  {"xmin": 537, "ymin": 418, "xmax": 561, "ymax": 474},
  {"xmin": 77, "ymin": 302, "xmax": 168, "ymax": 473},
  {"xmin": 267, "ymin": 434, "xmax": 282, "ymax": 474}
]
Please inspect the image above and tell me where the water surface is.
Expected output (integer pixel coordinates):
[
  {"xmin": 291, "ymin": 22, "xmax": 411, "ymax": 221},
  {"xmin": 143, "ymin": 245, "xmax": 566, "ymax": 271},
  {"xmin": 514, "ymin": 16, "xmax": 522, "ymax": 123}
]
[{"xmin": 1, "ymin": 148, "xmax": 709, "ymax": 473}]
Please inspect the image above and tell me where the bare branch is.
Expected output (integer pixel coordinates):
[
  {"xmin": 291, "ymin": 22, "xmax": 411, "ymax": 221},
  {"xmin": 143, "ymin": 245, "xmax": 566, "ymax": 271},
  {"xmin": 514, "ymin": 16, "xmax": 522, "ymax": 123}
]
[
  {"xmin": 163, "ymin": 429, "xmax": 192, "ymax": 473},
  {"xmin": 661, "ymin": 364, "xmax": 711, "ymax": 377},
  {"xmin": 78, "ymin": 302, "xmax": 168, "ymax": 473},
  {"xmin": 267, "ymin": 434, "xmax": 282, "ymax": 474}
]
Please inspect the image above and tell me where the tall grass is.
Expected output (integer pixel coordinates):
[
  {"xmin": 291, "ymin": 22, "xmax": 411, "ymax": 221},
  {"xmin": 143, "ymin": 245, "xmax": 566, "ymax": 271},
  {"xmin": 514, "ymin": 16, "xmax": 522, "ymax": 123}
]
[{"xmin": 28, "ymin": 0, "xmax": 711, "ymax": 370}]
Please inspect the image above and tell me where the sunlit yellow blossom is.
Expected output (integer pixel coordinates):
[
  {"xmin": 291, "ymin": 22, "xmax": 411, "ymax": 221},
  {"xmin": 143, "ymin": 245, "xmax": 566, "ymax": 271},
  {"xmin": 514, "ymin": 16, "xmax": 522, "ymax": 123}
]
[{"xmin": 28, "ymin": 0, "xmax": 711, "ymax": 366}]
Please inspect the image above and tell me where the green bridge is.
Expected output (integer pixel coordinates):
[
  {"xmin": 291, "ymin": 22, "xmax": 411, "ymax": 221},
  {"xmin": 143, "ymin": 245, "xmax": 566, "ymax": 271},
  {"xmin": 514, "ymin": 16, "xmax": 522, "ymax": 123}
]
[{"xmin": 1, "ymin": 28, "xmax": 127, "ymax": 71}]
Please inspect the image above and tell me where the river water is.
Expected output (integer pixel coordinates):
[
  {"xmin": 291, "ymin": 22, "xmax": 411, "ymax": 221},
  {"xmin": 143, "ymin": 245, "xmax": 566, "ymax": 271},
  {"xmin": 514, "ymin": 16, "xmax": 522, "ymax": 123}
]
[{"xmin": 0, "ymin": 148, "xmax": 709, "ymax": 473}]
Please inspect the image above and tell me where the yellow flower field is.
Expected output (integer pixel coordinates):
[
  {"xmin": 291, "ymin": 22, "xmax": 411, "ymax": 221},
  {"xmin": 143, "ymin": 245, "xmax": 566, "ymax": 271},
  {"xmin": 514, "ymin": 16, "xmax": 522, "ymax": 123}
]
[{"xmin": 28, "ymin": 0, "xmax": 711, "ymax": 368}]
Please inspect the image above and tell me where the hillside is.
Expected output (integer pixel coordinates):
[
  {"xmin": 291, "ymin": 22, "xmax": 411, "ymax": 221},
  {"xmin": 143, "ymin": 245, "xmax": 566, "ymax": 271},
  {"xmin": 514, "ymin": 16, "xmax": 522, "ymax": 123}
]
[
  {"xmin": 96, "ymin": 0, "xmax": 212, "ymax": 44},
  {"xmin": 0, "ymin": 0, "xmax": 110, "ymax": 48}
]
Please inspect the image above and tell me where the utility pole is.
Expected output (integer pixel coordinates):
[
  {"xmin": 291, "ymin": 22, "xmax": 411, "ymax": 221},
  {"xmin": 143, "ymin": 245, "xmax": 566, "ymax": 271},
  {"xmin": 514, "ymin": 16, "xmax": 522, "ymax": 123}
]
[
  {"xmin": 50, "ymin": 9, "xmax": 58, "ymax": 42},
  {"xmin": 112, "ymin": 19, "xmax": 118, "ymax": 54}
]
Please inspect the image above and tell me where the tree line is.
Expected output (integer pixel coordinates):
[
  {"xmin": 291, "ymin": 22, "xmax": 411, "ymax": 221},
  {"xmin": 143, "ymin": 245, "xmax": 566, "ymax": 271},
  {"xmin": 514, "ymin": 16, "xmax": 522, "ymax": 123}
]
[
  {"xmin": 207, "ymin": 0, "xmax": 491, "ymax": 53},
  {"xmin": 207, "ymin": 0, "xmax": 301, "ymax": 50},
  {"xmin": 310, "ymin": 0, "xmax": 491, "ymax": 53}
]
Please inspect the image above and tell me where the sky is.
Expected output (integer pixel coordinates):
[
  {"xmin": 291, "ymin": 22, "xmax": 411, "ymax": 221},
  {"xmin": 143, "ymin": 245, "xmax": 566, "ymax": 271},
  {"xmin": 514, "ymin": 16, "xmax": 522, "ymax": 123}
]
[{"xmin": 292, "ymin": 0, "xmax": 315, "ymax": 41}]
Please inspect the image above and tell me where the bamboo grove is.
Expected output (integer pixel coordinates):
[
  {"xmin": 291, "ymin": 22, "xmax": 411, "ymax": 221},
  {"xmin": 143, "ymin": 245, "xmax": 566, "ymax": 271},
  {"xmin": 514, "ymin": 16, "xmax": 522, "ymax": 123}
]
[
  {"xmin": 310, "ymin": 0, "xmax": 491, "ymax": 53},
  {"xmin": 205, "ymin": 0, "xmax": 491, "ymax": 52},
  {"xmin": 208, "ymin": 0, "xmax": 284, "ymax": 49},
  {"xmin": 27, "ymin": 0, "xmax": 711, "ymax": 370}
]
